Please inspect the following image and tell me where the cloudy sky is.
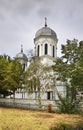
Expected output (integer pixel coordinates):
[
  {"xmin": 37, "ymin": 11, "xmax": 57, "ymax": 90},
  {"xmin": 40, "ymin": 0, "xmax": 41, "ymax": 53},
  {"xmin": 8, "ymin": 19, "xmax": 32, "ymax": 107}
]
[{"xmin": 0, "ymin": 0, "xmax": 83, "ymax": 58}]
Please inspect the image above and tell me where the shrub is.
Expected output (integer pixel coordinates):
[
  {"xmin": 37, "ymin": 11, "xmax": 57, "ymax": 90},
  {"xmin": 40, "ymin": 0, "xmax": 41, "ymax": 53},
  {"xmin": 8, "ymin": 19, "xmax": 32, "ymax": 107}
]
[
  {"xmin": 56, "ymin": 91, "xmax": 80, "ymax": 114},
  {"xmin": 50, "ymin": 123, "xmax": 73, "ymax": 130},
  {"xmin": 50, "ymin": 123, "xmax": 83, "ymax": 130}
]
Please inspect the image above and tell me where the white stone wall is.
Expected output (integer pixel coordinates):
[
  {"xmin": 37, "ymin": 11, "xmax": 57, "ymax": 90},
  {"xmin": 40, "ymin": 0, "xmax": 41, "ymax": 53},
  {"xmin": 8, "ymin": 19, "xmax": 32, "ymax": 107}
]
[
  {"xmin": 34, "ymin": 37, "xmax": 57, "ymax": 58},
  {"xmin": 41, "ymin": 56, "xmax": 54, "ymax": 66}
]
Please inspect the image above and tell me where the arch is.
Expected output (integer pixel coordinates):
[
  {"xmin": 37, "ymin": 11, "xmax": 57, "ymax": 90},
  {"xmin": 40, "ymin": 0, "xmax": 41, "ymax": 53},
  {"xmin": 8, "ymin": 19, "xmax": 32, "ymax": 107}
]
[{"xmin": 44, "ymin": 43, "xmax": 48, "ymax": 55}]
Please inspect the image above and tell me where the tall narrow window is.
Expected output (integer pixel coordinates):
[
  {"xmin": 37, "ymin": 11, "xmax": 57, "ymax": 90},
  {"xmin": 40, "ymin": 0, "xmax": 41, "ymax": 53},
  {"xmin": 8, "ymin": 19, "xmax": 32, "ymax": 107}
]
[
  {"xmin": 47, "ymin": 92, "xmax": 51, "ymax": 100},
  {"xmin": 23, "ymin": 63, "xmax": 25, "ymax": 71},
  {"xmin": 45, "ymin": 44, "xmax": 48, "ymax": 55},
  {"xmin": 53, "ymin": 46, "xmax": 55, "ymax": 57},
  {"xmin": 37, "ymin": 45, "xmax": 40, "ymax": 56}
]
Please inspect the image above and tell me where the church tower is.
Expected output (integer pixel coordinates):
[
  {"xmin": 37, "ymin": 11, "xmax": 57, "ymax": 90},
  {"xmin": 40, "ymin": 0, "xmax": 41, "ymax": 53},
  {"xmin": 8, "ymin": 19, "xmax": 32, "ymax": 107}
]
[
  {"xmin": 34, "ymin": 18, "xmax": 58, "ymax": 65},
  {"xmin": 15, "ymin": 45, "xmax": 28, "ymax": 71}
]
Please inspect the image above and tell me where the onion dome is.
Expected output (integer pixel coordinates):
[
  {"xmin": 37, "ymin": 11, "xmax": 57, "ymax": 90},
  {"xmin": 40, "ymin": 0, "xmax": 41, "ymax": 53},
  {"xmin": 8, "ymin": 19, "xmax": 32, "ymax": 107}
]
[
  {"xmin": 35, "ymin": 18, "xmax": 57, "ymax": 39},
  {"xmin": 15, "ymin": 45, "xmax": 28, "ymax": 61}
]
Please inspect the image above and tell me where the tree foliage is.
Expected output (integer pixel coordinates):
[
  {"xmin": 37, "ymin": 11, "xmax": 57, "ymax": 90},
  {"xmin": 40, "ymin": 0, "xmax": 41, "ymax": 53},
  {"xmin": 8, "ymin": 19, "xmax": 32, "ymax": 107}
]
[
  {"xmin": 0, "ymin": 55, "xmax": 24, "ymax": 97},
  {"xmin": 52, "ymin": 39, "xmax": 83, "ymax": 113}
]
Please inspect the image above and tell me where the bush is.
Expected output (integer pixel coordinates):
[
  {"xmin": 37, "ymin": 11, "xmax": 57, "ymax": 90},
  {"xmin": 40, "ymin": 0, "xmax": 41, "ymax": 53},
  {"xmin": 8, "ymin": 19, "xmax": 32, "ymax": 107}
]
[
  {"xmin": 50, "ymin": 123, "xmax": 73, "ymax": 130},
  {"xmin": 56, "ymin": 92, "xmax": 80, "ymax": 114},
  {"xmin": 50, "ymin": 123, "xmax": 83, "ymax": 130}
]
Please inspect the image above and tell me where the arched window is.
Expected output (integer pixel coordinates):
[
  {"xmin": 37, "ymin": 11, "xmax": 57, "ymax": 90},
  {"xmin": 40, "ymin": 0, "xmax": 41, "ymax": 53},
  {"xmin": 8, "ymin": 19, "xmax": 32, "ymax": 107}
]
[
  {"xmin": 45, "ymin": 44, "xmax": 48, "ymax": 55},
  {"xmin": 53, "ymin": 46, "xmax": 55, "ymax": 57},
  {"xmin": 37, "ymin": 45, "xmax": 40, "ymax": 56}
]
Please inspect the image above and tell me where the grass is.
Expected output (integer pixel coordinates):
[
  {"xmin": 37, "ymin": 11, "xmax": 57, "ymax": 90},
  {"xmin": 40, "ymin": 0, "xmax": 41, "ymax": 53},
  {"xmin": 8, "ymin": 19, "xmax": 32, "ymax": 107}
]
[{"xmin": 0, "ymin": 107, "xmax": 83, "ymax": 130}]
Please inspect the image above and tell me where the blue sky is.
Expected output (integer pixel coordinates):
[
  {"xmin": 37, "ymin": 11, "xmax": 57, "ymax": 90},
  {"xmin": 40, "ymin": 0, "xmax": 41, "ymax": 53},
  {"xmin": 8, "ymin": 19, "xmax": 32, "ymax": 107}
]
[{"xmin": 0, "ymin": 0, "xmax": 83, "ymax": 58}]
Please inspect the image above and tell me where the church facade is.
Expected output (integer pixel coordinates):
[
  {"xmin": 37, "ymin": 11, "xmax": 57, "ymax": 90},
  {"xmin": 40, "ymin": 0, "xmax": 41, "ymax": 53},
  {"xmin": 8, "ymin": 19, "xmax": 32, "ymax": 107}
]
[{"xmin": 14, "ymin": 19, "xmax": 66, "ymax": 105}]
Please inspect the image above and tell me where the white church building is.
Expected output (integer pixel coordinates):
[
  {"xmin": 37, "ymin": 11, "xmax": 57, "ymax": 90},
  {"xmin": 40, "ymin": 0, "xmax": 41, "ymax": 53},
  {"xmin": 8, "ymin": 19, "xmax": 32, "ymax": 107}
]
[{"xmin": 13, "ymin": 19, "xmax": 66, "ymax": 105}]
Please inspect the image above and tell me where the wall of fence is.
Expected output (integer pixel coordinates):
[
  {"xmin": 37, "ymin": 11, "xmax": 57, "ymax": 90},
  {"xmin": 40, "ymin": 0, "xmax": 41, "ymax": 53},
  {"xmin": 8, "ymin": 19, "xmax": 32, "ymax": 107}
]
[
  {"xmin": 0, "ymin": 98, "xmax": 58, "ymax": 111},
  {"xmin": 0, "ymin": 98, "xmax": 83, "ymax": 111}
]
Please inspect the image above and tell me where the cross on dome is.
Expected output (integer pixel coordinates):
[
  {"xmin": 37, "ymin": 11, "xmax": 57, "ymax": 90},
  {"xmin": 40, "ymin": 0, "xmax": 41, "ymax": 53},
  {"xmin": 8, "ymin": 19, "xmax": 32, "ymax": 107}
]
[
  {"xmin": 45, "ymin": 17, "xmax": 47, "ymax": 27},
  {"xmin": 21, "ymin": 44, "xmax": 23, "ymax": 52}
]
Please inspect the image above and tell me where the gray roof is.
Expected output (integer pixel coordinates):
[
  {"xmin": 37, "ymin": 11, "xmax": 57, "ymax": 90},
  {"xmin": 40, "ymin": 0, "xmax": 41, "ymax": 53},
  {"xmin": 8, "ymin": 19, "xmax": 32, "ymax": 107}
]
[
  {"xmin": 35, "ymin": 26, "xmax": 57, "ymax": 39},
  {"xmin": 15, "ymin": 52, "xmax": 28, "ymax": 61}
]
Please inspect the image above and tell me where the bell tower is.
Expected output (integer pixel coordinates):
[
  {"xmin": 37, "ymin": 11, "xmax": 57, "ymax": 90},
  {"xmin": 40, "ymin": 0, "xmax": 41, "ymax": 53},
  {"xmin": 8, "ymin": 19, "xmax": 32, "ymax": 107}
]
[{"xmin": 34, "ymin": 18, "xmax": 58, "ymax": 65}]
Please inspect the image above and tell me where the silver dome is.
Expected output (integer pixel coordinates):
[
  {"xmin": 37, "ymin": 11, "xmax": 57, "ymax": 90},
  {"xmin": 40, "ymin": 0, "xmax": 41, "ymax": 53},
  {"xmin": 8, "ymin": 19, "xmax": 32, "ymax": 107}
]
[
  {"xmin": 35, "ymin": 26, "xmax": 57, "ymax": 39},
  {"xmin": 15, "ymin": 52, "xmax": 28, "ymax": 61},
  {"xmin": 15, "ymin": 45, "xmax": 28, "ymax": 61}
]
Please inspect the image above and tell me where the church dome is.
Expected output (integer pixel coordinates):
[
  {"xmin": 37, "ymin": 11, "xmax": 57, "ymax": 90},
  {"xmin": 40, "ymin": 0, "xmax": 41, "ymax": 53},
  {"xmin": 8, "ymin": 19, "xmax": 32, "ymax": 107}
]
[
  {"xmin": 15, "ymin": 45, "xmax": 28, "ymax": 61},
  {"xmin": 16, "ymin": 52, "xmax": 28, "ymax": 61},
  {"xmin": 35, "ymin": 26, "xmax": 57, "ymax": 38},
  {"xmin": 35, "ymin": 18, "xmax": 57, "ymax": 39}
]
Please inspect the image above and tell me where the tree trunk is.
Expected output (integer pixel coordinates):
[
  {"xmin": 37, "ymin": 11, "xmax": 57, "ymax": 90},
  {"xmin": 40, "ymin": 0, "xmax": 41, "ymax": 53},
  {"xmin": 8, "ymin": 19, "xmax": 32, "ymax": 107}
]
[{"xmin": 37, "ymin": 87, "xmax": 42, "ymax": 109}]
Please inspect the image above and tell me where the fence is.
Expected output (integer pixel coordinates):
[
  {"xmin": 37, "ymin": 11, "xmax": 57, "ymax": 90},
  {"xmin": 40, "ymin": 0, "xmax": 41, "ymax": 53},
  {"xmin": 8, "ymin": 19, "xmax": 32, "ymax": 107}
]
[
  {"xmin": 0, "ymin": 98, "xmax": 83, "ymax": 111},
  {"xmin": 0, "ymin": 98, "xmax": 57, "ymax": 111}
]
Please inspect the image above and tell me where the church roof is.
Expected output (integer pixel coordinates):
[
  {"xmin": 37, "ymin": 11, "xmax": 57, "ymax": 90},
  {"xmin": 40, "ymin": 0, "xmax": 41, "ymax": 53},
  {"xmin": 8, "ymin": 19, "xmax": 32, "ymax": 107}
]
[
  {"xmin": 35, "ymin": 18, "xmax": 57, "ymax": 39},
  {"xmin": 15, "ymin": 52, "xmax": 28, "ymax": 61},
  {"xmin": 15, "ymin": 45, "xmax": 28, "ymax": 61}
]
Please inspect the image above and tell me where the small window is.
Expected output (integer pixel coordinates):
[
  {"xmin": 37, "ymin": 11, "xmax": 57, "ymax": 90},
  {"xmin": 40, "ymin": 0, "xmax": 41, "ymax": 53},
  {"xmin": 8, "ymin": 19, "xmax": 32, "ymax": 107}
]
[
  {"xmin": 45, "ymin": 44, "xmax": 48, "ymax": 55},
  {"xmin": 23, "ymin": 63, "xmax": 25, "ymax": 71},
  {"xmin": 53, "ymin": 46, "xmax": 55, "ymax": 57},
  {"xmin": 47, "ymin": 92, "xmax": 51, "ymax": 100},
  {"xmin": 37, "ymin": 45, "xmax": 40, "ymax": 56}
]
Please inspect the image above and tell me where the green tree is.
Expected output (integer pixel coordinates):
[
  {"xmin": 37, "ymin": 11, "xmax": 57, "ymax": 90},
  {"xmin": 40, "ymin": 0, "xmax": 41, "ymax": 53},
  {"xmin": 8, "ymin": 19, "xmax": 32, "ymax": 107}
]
[
  {"xmin": 0, "ymin": 55, "xmax": 24, "ymax": 98},
  {"xmin": 70, "ymin": 41, "xmax": 83, "ymax": 92},
  {"xmin": 5, "ymin": 60, "xmax": 24, "ymax": 98},
  {"xmin": 0, "ymin": 55, "xmax": 10, "ymax": 97},
  {"xmin": 52, "ymin": 39, "xmax": 83, "ymax": 113}
]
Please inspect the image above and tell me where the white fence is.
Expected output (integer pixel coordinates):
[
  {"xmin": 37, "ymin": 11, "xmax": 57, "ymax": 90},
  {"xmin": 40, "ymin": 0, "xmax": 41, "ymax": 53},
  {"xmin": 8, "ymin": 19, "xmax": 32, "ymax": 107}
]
[
  {"xmin": 0, "ymin": 98, "xmax": 57, "ymax": 111},
  {"xmin": 0, "ymin": 98, "xmax": 83, "ymax": 111}
]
